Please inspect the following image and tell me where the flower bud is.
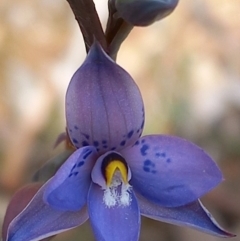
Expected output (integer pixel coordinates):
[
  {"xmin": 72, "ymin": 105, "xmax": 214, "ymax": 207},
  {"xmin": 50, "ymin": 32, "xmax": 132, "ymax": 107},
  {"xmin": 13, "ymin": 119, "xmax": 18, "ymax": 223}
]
[{"xmin": 114, "ymin": 0, "xmax": 179, "ymax": 26}]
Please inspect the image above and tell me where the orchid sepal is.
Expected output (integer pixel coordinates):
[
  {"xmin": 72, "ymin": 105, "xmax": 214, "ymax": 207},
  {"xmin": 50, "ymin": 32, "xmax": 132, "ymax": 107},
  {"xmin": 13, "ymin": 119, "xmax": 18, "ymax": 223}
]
[
  {"xmin": 121, "ymin": 134, "xmax": 223, "ymax": 207},
  {"xmin": 66, "ymin": 42, "xmax": 145, "ymax": 153},
  {"xmin": 138, "ymin": 193, "xmax": 235, "ymax": 238}
]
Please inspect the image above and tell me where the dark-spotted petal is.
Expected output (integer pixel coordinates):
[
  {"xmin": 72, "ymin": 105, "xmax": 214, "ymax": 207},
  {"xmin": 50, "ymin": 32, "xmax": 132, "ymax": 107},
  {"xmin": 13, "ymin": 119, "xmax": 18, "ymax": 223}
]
[
  {"xmin": 66, "ymin": 42, "xmax": 144, "ymax": 153},
  {"xmin": 6, "ymin": 184, "xmax": 88, "ymax": 241},
  {"xmin": 43, "ymin": 146, "xmax": 98, "ymax": 211},
  {"xmin": 121, "ymin": 135, "xmax": 223, "ymax": 207},
  {"xmin": 138, "ymin": 194, "xmax": 235, "ymax": 237},
  {"xmin": 114, "ymin": 0, "xmax": 179, "ymax": 26},
  {"xmin": 88, "ymin": 183, "xmax": 140, "ymax": 241}
]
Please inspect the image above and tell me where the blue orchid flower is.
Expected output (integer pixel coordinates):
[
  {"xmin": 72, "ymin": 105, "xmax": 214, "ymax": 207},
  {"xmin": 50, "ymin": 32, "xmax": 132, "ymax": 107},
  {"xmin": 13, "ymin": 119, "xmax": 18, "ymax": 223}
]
[{"xmin": 5, "ymin": 43, "xmax": 234, "ymax": 241}]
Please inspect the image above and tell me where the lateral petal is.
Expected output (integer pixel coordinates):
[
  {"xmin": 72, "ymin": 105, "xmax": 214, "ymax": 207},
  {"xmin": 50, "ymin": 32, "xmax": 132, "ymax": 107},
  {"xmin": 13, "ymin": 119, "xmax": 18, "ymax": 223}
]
[
  {"xmin": 6, "ymin": 184, "xmax": 88, "ymax": 241},
  {"xmin": 138, "ymin": 193, "xmax": 235, "ymax": 237},
  {"xmin": 121, "ymin": 135, "xmax": 223, "ymax": 207},
  {"xmin": 43, "ymin": 146, "xmax": 97, "ymax": 211}
]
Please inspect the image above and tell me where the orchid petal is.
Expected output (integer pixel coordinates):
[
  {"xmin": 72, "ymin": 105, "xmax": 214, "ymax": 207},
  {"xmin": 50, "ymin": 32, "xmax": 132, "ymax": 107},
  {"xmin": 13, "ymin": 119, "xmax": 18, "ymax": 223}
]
[
  {"xmin": 43, "ymin": 146, "xmax": 98, "ymax": 211},
  {"xmin": 6, "ymin": 184, "xmax": 88, "ymax": 241},
  {"xmin": 88, "ymin": 183, "xmax": 140, "ymax": 241},
  {"xmin": 121, "ymin": 135, "xmax": 223, "ymax": 207},
  {"xmin": 66, "ymin": 42, "xmax": 144, "ymax": 153},
  {"xmin": 2, "ymin": 183, "xmax": 43, "ymax": 241},
  {"xmin": 138, "ymin": 193, "xmax": 235, "ymax": 237},
  {"xmin": 115, "ymin": 0, "xmax": 179, "ymax": 26}
]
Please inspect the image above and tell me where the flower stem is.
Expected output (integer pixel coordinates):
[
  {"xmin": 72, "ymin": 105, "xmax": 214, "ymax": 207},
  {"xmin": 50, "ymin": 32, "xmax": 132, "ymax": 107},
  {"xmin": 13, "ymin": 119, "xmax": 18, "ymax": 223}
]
[
  {"xmin": 66, "ymin": 0, "xmax": 108, "ymax": 53},
  {"xmin": 105, "ymin": 0, "xmax": 133, "ymax": 60}
]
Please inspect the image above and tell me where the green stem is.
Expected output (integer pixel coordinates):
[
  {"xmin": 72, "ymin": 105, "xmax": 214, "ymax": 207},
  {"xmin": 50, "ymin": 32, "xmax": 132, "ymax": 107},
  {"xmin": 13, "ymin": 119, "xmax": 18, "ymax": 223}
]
[{"xmin": 105, "ymin": 0, "xmax": 133, "ymax": 60}]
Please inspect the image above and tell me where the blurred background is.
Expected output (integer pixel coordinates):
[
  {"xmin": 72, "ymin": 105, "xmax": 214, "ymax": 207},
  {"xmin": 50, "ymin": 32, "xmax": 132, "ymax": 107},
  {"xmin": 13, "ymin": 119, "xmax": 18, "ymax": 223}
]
[{"xmin": 0, "ymin": 0, "xmax": 240, "ymax": 240}]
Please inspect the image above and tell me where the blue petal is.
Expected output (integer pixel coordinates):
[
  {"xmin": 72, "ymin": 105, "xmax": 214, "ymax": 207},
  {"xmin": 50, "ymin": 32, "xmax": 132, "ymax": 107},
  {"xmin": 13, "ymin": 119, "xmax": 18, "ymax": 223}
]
[
  {"xmin": 88, "ymin": 183, "xmax": 140, "ymax": 241},
  {"xmin": 43, "ymin": 146, "xmax": 98, "ymax": 211},
  {"xmin": 6, "ymin": 184, "xmax": 88, "ymax": 241},
  {"xmin": 138, "ymin": 193, "xmax": 235, "ymax": 237},
  {"xmin": 66, "ymin": 42, "xmax": 145, "ymax": 153},
  {"xmin": 121, "ymin": 135, "xmax": 223, "ymax": 207}
]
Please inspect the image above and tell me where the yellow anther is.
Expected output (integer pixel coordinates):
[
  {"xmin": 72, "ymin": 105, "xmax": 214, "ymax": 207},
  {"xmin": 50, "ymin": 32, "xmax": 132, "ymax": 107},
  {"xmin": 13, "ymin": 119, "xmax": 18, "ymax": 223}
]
[{"xmin": 105, "ymin": 160, "xmax": 128, "ymax": 187}]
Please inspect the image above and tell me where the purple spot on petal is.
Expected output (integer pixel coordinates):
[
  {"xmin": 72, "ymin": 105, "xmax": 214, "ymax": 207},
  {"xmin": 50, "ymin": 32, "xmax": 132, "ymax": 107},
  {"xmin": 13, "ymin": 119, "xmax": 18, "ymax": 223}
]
[
  {"xmin": 135, "ymin": 140, "xmax": 140, "ymax": 145},
  {"xmin": 120, "ymin": 140, "xmax": 126, "ymax": 146},
  {"xmin": 155, "ymin": 152, "xmax": 166, "ymax": 158},
  {"xmin": 102, "ymin": 140, "xmax": 107, "ymax": 144},
  {"xmin": 77, "ymin": 161, "xmax": 84, "ymax": 167},
  {"xmin": 166, "ymin": 158, "xmax": 171, "ymax": 163},
  {"xmin": 72, "ymin": 138, "xmax": 79, "ymax": 144},
  {"xmin": 143, "ymin": 159, "xmax": 156, "ymax": 173},
  {"xmin": 140, "ymin": 144, "xmax": 149, "ymax": 156},
  {"xmin": 143, "ymin": 166, "xmax": 150, "ymax": 172},
  {"xmin": 69, "ymin": 171, "xmax": 79, "ymax": 177},
  {"xmin": 81, "ymin": 133, "xmax": 90, "ymax": 139},
  {"xmin": 141, "ymin": 139, "xmax": 145, "ymax": 144},
  {"xmin": 82, "ymin": 141, "xmax": 89, "ymax": 146},
  {"xmin": 103, "ymin": 145, "xmax": 108, "ymax": 148},
  {"xmin": 111, "ymin": 147, "xmax": 116, "ymax": 150},
  {"xmin": 71, "ymin": 164, "xmax": 76, "ymax": 172},
  {"xmin": 74, "ymin": 125, "xmax": 79, "ymax": 130},
  {"xmin": 144, "ymin": 159, "xmax": 152, "ymax": 166},
  {"xmin": 127, "ymin": 130, "xmax": 134, "ymax": 139},
  {"xmin": 83, "ymin": 150, "xmax": 92, "ymax": 159}
]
